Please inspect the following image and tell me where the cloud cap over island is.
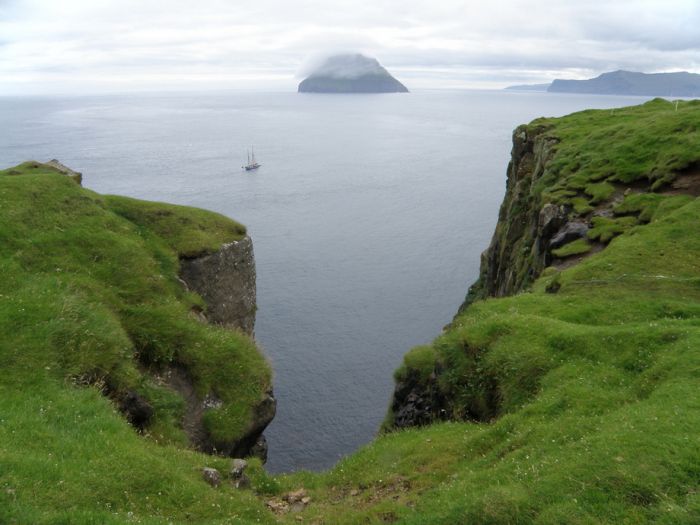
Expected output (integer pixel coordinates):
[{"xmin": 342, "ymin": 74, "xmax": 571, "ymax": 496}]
[
  {"xmin": 297, "ymin": 54, "xmax": 408, "ymax": 93},
  {"xmin": 1, "ymin": 0, "xmax": 699, "ymax": 94}
]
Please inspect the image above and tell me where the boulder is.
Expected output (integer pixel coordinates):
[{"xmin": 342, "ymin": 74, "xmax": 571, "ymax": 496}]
[
  {"xmin": 230, "ymin": 458, "xmax": 248, "ymax": 479},
  {"xmin": 202, "ymin": 467, "xmax": 221, "ymax": 488},
  {"xmin": 549, "ymin": 222, "xmax": 589, "ymax": 250}
]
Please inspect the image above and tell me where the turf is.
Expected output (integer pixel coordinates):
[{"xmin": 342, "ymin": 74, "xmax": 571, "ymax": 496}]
[
  {"xmin": 2, "ymin": 99, "xmax": 700, "ymax": 524},
  {"xmin": 277, "ymin": 180, "xmax": 700, "ymax": 525},
  {"xmin": 0, "ymin": 161, "xmax": 272, "ymax": 523},
  {"xmin": 530, "ymin": 98, "xmax": 700, "ymax": 207}
]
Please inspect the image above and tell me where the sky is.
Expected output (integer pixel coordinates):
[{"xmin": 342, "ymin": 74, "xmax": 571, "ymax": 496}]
[{"xmin": 1, "ymin": 0, "xmax": 699, "ymax": 94}]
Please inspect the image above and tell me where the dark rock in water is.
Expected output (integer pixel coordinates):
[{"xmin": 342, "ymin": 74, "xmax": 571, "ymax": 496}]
[
  {"xmin": 550, "ymin": 222, "xmax": 589, "ymax": 250},
  {"xmin": 298, "ymin": 54, "xmax": 408, "ymax": 93},
  {"xmin": 548, "ymin": 70, "xmax": 700, "ymax": 97}
]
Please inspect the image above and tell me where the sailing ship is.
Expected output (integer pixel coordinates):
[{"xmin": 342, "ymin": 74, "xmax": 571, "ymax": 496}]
[{"xmin": 243, "ymin": 147, "xmax": 261, "ymax": 171}]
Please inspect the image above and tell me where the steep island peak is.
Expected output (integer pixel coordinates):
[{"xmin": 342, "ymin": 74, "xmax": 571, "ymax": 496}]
[{"xmin": 298, "ymin": 53, "xmax": 409, "ymax": 93}]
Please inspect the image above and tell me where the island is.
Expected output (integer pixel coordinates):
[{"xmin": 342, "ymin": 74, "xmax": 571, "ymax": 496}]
[
  {"xmin": 506, "ymin": 70, "xmax": 700, "ymax": 97},
  {"xmin": 504, "ymin": 82, "xmax": 551, "ymax": 92},
  {"xmin": 549, "ymin": 70, "xmax": 700, "ymax": 96},
  {"xmin": 298, "ymin": 53, "xmax": 409, "ymax": 93}
]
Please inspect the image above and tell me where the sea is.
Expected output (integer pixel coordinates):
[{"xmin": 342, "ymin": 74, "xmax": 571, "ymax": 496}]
[{"xmin": 0, "ymin": 89, "xmax": 653, "ymax": 472}]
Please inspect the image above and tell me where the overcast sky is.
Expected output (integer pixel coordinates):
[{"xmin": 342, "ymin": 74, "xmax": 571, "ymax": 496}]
[{"xmin": 1, "ymin": 0, "xmax": 699, "ymax": 94}]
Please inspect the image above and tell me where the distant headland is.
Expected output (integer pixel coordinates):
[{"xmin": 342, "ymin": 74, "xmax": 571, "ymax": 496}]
[
  {"xmin": 298, "ymin": 54, "xmax": 409, "ymax": 94},
  {"xmin": 506, "ymin": 70, "xmax": 700, "ymax": 97}
]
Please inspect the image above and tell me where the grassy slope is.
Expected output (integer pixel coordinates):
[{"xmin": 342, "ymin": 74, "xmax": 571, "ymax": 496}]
[
  {"xmin": 3, "ymin": 100, "xmax": 700, "ymax": 524},
  {"xmin": 0, "ymin": 162, "xmax": 273, "ymax": 523},
  {"xmin": 533, "ymin": 98, "xmax": 700, "ymax": 202},
  {"xmin": 277, "ymin": 194, "xmax": 700, "ymax": 525}
]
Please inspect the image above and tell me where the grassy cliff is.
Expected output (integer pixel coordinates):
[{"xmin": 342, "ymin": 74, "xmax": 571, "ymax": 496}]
[
  {"xmin": 277, "ymin": 99, "xmax": 700, "ymax": 523},
  {"xmin": 0, "ymin": 161, "xmax": 274, "ymax": 523},
  {"xmin": 2, "ymin": 99, "xmax": 700, "ymax": 524}
]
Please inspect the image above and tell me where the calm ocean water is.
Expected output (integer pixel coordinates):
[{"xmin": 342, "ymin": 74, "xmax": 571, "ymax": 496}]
[{"xmin": 0, "ymin": 89, "xmax": 652, "ymax": 472}]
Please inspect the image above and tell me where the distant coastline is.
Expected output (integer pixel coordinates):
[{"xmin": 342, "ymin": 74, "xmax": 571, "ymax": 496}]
[{"xmin": 506, "ymin": 70, "xmax": 700, "ymax": 97}]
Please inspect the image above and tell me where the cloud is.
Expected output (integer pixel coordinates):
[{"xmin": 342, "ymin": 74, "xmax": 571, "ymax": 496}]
[{"xmin": 0, "ymin": 0, "xmax": 698, "ymax": 94}]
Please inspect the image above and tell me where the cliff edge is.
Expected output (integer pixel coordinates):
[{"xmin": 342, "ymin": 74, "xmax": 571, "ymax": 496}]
[
  {"xmin": 179, "ymin": 236, "xmax": 256, "ymax": 334},
  {"xmin": 0, "ymin": 161, "xmax": 274, "ymax": 463},
  {"xmin": 275, "ymin": 99, "xmax": 700, "ymax": 523},
  {"xmin": 388, "ymin": 99, "xmax": 700, "ymax": 431}
]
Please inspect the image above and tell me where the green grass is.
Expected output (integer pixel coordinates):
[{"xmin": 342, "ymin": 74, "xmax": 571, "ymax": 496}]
[
  {"xmin": 587, "ymin": 216, "xmax": 639, "ymax": 243},
  {"xmin": 105, "ymin": 195, "xmax": 246, "ymax": 258},
  {"xmin": 551, "ymin": 238, "xmax": 593, "ymax": 258},
  {"xmin": 0, "ymin": 162, "xmax": 272, "ymax": 523},
  {"xmin": 530, "ymin": 98, "xmax": 700, "ymax": 204},
  {"xmin": 570, "ymin": 196, "xmax": 595, "ymax": 215},
  {"xmin": 584, "ymin": 181, "xmax": 616, "ymax": 203},
  {"xmin": 277, "ymin": 192, "xmax": 700, "ymax": 524},
  {"xmin": 3, "ymin": 99, "xmax": 700, "ymax": 524}
]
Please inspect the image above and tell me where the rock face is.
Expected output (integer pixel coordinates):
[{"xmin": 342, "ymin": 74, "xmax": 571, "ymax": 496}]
[
  {"xmin": 390, "ymin": 368, "xmax": 448, "ymax": 429},
  {"xmin": 388, "ymin": 124, "xmax": 578, "ymax": 430},
  {"xmin": 549, "ymin": 222, "xmax": 589, "ymax": 249},
  {"xmin": 459, "ymin": 125, "xmax": 564, "ymax": 311},
  {"xmin": 298, "ymin": 54, "xmax": 408, "ymax": 93},
  {"xmin": 158, "ymin": 366, "xmax": 275, "ymax": 462},
  {"xmin": 548, "ymin": 70, "xmax": 700, "ymax": 97},
  {"xmin": 117, "ymin": 390, "xmax": 154, "ymax": 431},
  {"xmin": 45, "ymin": 159, "xmax": 83, "ymax": 185},
  {"xmin": 179, "ymin": 236, "xmax": 257, "ymax": 334},
  {"xmin": 178, "ymin": 235, "xmax": 275, "ymax": 461},
  {"xmin": 211, "ymin": 391, "xmax": 275, "ymax": 461}
]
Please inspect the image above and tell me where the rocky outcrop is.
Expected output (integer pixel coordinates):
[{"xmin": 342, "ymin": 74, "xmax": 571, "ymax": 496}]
[
  {"xmin": 388, "ymin": 124, "xmax": 572, "ymax": 431},
  {"xmin": 389, "ymin": 368, "xmax": 448, "ymax": 429},
  {"xmin": 217, "ymin": 392, "xmax": 275, "ymax": 462},
  {"xmin": 549, "ymin": 222, "xmax": 589, "ymax": 249},
  {"xmin": 177, "ymin": 235, "xmax": 275, "ymax": 461},
  {"xmin": 460, "ymin": 125, "xmax": 564, "ymax": 311},
  {"xmin": 45, "ymin": 159, "xmax": 83, "ymax": 185},
  {"xmin": 162, "ymin": 366, "xmax": 275, "ymax": 462},
  {"xmin": 179, "ymin": 236, "xmax": 256, "ymax": 334}
]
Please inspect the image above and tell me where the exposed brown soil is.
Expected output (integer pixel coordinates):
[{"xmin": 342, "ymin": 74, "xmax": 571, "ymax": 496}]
[{"xmin": 662, "ymin": 168, "xmax": 700, "ymax": 197}]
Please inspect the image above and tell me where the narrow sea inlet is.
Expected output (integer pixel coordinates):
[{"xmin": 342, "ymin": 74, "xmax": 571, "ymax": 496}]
[{"xmin": 0, "ymin": 89, "xmax": 653, "ymax": 472}]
